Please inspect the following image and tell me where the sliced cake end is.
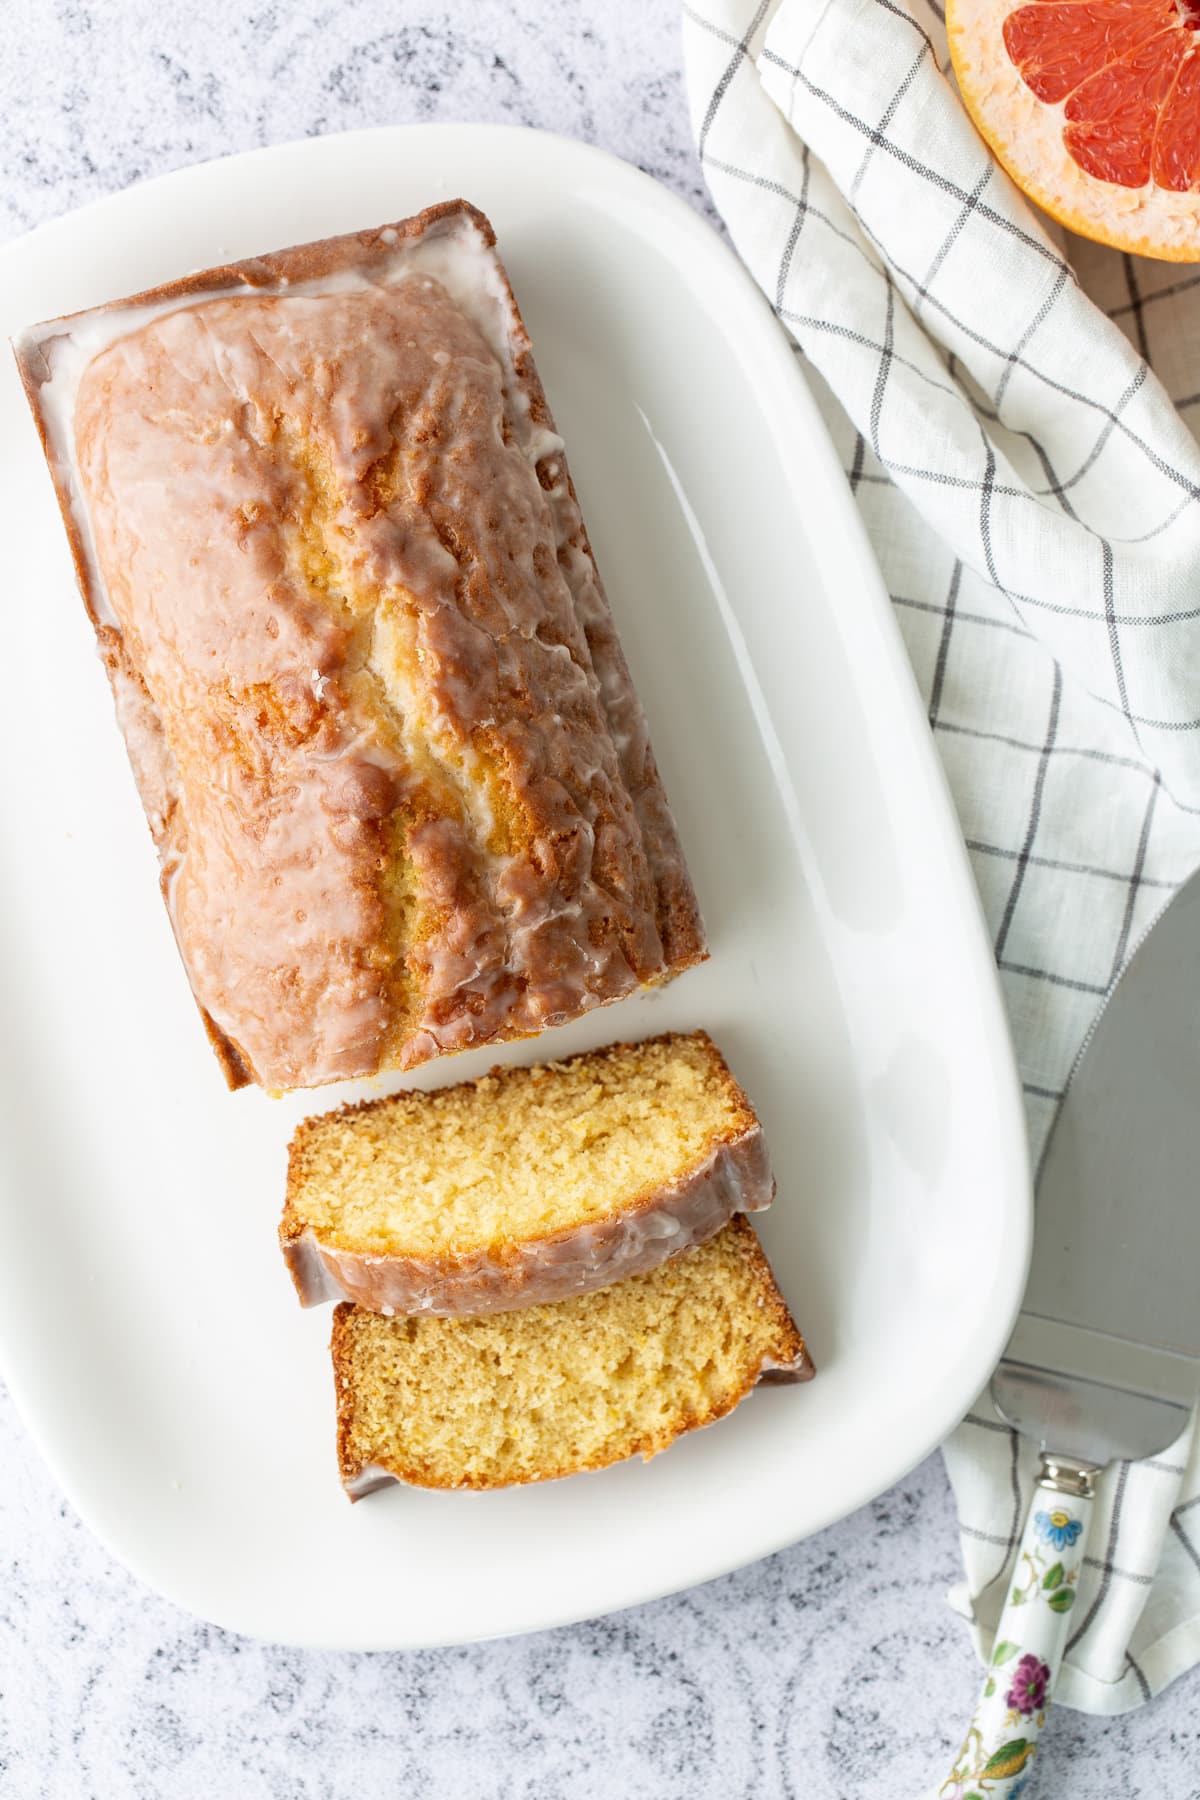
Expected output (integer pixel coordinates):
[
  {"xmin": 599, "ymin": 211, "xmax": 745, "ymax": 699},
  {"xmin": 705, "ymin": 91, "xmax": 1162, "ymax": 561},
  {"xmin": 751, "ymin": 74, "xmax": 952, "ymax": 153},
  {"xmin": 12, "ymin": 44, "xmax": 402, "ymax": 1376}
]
[{"xmin": 332, "ymin": 1215, "xmax": 813, "ymax": 1497}]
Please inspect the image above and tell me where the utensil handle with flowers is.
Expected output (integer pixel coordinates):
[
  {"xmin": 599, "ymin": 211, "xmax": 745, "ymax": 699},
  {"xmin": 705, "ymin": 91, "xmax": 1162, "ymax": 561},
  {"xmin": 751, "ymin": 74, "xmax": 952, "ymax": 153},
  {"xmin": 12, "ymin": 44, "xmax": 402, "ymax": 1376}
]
[{"xmin": 929, "ymin": 1456, "xmax": 1096, "ymax": 1800}]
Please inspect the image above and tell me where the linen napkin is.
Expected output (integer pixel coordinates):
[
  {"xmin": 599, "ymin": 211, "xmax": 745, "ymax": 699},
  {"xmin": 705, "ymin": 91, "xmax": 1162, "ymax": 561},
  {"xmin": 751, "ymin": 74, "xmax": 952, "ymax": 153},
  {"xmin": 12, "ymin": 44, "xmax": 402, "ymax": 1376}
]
[{"xmin": 681, "ymin": 0, "xmax": 1200, "ymax": 1714}]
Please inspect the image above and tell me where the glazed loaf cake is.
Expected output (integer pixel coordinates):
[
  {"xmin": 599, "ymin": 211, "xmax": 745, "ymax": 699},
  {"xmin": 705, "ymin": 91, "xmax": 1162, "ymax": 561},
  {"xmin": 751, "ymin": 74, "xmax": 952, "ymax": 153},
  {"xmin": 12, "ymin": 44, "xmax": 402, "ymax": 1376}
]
[
  {"xmin": 333, "ymin": 1216, "xmax": 813, "ymax": 1497},
  {"xmin": 14, "ymin": 202, "xmax": 705, "ymax": 1091},
  {"xmin": 281, "ymin": 1031, "xmax": 775, "ymax": 1315}
]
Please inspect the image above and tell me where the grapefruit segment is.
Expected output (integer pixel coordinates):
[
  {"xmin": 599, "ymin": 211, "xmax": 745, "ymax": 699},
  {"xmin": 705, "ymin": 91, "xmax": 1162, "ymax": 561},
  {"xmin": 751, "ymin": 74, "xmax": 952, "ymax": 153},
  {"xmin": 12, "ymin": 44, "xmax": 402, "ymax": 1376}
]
[
  {"xmin": 1152, "ymin": 46, "xmax": 1200, "ymax": 187},
  {"xmin": 950, "ymin": 0, "xmax": 1200, "ymax": 258},
  {"xmin": 1063, "ymin": 29, "xmax": 1188, "ymax": 187},
  {"xmin": 1002, "ymin": 2, "xmax": 1170, "ymax": 107}
]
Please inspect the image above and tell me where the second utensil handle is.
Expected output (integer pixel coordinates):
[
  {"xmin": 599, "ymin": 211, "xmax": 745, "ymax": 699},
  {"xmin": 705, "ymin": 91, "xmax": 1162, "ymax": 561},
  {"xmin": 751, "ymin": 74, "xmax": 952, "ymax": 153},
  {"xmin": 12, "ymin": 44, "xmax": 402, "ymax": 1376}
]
[{"xmin": 934, "ymin": 1455, "xmax": 1096, "ymax": 1799}]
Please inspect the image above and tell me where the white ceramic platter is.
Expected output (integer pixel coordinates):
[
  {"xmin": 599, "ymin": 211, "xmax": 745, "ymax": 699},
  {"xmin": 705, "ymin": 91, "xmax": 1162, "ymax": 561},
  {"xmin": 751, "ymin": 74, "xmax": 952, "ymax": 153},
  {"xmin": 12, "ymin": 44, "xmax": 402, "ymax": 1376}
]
[{"xmin": 0, "ymin": 124, "xmax": 1030, "ymax": 1649}]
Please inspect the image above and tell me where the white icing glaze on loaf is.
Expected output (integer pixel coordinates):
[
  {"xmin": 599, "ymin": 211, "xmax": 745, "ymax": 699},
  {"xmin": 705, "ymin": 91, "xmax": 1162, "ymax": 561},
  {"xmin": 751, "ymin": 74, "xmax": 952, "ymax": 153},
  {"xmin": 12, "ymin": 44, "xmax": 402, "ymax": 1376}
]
[
  {"xmin": 14, "ymin": 203, "xmax": 706, "ymax": 1089},
  {"xmin": 284, "ymin": 1124, "xmax": 775, "ymax": 1314}
]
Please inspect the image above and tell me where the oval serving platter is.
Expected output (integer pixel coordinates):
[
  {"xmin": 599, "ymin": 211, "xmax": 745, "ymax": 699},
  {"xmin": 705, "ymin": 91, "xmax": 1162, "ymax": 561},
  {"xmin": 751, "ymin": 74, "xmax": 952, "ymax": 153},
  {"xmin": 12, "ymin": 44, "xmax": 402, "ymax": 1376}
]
[{"xmin": 0, "ymin": 123, "xmax": 1030, "ymax": 1649}]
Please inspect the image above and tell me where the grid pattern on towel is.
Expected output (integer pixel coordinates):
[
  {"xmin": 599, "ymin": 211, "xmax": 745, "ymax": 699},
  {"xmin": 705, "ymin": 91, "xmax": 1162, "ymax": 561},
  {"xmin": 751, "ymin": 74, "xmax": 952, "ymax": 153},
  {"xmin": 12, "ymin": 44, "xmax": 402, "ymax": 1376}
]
[{"xmin": 682, "ymin": 0, "xmax": 1200, "ymax": 1715}]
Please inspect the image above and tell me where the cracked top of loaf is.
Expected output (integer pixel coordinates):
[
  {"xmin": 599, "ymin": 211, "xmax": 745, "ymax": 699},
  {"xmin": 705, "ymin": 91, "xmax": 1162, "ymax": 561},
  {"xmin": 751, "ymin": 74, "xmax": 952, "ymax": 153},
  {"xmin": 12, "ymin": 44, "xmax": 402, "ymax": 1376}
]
[{"xmin": 15, "ymin": 201, "xmax": 706, "ymax": 1090}]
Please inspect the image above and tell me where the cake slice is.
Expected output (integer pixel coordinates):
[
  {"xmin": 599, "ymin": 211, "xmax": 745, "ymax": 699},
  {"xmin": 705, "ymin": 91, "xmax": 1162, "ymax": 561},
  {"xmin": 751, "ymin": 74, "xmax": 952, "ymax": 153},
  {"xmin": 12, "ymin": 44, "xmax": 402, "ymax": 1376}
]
[
  {"xmin": 332, "ymin": 1216, "xmax": 813, "ymax": 1496},
  {"xmin": 281, "ymin": 1031, "xmax": 775, "ymax": 1316}
]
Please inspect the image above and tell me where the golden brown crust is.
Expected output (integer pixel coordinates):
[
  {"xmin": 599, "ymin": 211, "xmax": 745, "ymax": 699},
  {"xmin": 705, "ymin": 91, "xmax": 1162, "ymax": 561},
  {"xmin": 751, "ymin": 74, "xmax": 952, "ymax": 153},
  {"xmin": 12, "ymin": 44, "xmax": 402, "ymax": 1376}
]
[
  {"xmin": 197, "ymin": 1006, "xmax": 254, "ymax": 1092},
  {"xmin": 722, "ymin": 1212, "xmax": 813, "ymax": 1379},
  {"xmin": 332, "ymin": 1303, "xmax": 371, "ymax": 1497},
  {"xmin": 15, "ymin": 201, "xmax": 707, "ymax": 1092}
]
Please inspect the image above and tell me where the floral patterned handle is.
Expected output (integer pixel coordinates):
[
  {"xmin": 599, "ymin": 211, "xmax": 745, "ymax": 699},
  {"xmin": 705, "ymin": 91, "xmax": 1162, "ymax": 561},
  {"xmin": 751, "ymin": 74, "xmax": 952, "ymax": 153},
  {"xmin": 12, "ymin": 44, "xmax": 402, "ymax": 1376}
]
[{"xmin": 933, "ymin": 1455, "xmax": 1097, "ymax": 1800}]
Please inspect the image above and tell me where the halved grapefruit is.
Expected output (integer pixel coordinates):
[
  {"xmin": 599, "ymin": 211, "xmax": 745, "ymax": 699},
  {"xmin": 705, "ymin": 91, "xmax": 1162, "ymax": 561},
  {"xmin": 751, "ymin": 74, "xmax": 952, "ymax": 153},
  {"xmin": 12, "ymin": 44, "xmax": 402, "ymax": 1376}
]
[{"xmin": 949, "ymin": 0, "xmax": 1200, "ymax": 259}]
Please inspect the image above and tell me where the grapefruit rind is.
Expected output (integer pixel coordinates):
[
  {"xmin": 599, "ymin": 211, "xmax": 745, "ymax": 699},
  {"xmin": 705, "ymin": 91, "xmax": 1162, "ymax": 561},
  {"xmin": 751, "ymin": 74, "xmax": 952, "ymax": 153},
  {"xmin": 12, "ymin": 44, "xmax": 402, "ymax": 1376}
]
[{"xmin": 948, "ymin": 0, "xmax": 1200, "ymax": 261}]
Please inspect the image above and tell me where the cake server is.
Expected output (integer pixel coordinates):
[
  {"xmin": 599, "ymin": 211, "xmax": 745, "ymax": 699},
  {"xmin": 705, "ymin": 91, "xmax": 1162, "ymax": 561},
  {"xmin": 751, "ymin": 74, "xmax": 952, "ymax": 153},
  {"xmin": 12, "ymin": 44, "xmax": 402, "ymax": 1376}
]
[{"xmin": 930, "ymin": 868, "xmax": 1200, "ymax": 1799}]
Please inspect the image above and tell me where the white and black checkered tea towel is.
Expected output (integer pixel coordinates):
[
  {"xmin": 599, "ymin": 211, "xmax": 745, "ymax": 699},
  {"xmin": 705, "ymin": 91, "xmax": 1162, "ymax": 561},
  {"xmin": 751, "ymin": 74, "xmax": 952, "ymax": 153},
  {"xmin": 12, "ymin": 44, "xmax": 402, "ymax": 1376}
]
[{"xmin": 682, "ymin": 0, "xmax": 1200, "ymax": 1714}]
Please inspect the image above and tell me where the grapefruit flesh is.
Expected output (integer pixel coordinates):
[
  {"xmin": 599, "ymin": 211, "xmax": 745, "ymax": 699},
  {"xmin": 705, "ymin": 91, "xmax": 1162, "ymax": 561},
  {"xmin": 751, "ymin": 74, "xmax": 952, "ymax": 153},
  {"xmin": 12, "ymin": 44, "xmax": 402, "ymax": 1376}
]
[{"xmin": 950, "ymin": 0, "xmax": 1200, "ymax": 258}]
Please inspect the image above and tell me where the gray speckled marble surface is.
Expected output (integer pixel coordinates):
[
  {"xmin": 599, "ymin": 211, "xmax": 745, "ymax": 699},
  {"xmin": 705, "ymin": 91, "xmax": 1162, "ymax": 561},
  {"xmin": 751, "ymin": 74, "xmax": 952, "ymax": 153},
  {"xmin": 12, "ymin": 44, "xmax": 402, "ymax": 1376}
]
[{"xmin": 1, "ymin": 4, "xmax": 1197, "ymax": 1795}]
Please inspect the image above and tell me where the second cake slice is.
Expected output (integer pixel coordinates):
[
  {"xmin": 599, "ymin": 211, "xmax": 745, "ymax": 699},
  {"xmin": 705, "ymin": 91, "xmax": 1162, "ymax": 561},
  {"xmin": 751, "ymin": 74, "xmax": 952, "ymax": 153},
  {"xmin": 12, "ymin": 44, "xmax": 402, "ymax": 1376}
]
[
  {"xmin": 281, "ymin": 1031, "xmax": 773, "ymax": 1315},
  {"xmin": 333, "ymin": 1217, "xmax": 812, "ymax": 1496}
]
